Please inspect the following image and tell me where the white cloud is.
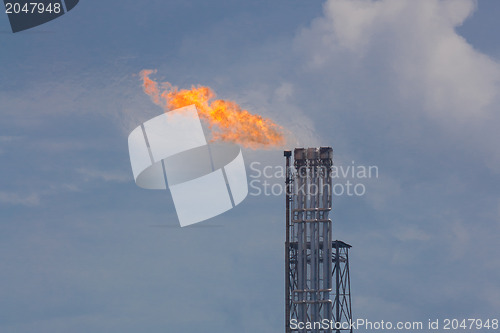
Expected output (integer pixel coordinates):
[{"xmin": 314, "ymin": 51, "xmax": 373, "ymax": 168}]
[
  {"xmin": 77, "ymin": 168, "xmax": 130, "ymax": 183},
  {"xmin": 0, "ymin": 136, "xmax": 22, "ymax": 155},
  {"xmin": 0, "ymin": 184, "xmax": 82, "ymax": 207},
  {"xmin": 441, "ymin": 218, "xmax": 470, "ymax": 260},
  {"xmin": 0, "ymin": 136, "xmax": 22, "ymax": 143},
  {"xmin": 297, "ymin": 0, "xmax": 500, "ymax": 119},
  {"xmin": 0, "ymin": 192, "xmax": 40, "ymax": 206},
  {"xmin": 295, "ymin": 0, "xmax": 500, "ymax": 174},
  {"xmin": 394, "ymin": 225, "xmax": 431, "ymax": 241}
]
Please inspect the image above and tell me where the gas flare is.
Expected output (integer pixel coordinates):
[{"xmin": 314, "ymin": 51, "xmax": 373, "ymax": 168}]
[{"xmin": 139, "ymin": 70, "xmax": 285, "ymax": 149}]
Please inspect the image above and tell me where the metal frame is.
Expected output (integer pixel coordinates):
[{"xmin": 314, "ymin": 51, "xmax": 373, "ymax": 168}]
[{"xmin": 332, "ymin": 241, "xmax": 352, "ymax": 333}]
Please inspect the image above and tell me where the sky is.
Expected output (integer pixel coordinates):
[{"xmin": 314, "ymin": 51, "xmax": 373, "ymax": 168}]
[{"xmin": 1, "ymin": 0, "xmax": 500, "ymax": 332}]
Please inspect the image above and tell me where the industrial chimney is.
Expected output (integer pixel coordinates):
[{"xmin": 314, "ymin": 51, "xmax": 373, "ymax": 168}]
[{"xmin": 285, "ymin": 148, "xmax": 353, "ymax": 333}]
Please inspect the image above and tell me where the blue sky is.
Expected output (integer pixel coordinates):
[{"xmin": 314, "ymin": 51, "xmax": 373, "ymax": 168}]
[{"xmin": 1, "ymin": 0, "xmax": 500, "ymax": 332}]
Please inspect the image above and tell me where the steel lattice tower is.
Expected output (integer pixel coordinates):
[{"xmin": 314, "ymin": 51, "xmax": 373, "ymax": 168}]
[{"xmin": 285, "ymin": 148, "xmax": 352, "ymax": 333}]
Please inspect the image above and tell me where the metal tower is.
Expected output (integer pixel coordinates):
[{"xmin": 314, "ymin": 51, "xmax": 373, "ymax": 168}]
[{"xmin": 285, "ymin": 148, "xmax": 352, "ymax": 333}]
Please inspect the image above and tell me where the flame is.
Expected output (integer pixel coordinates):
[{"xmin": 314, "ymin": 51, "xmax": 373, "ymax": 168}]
[
  {"xmin": 139, "ymin": 70, "xmax": 285, "ymax": 149},
  {"xmin": 140, "ymin": 69, "xmax": 161, "ymax": 105}
]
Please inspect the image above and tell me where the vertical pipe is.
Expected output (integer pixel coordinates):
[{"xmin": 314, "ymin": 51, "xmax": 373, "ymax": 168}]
[
  {"xmin": 311, "ymin": 150, "xmax": 319, "ymax": 331},
  {"xmin": 297, "ymin": 169, "xmax": 304, "ymax": 327},
  {"xmin": 284, "ymin": 151, "xmax": 291, "ymax": 333},
  {"xmin": 295, "ymin": 150, "xmax": 306, "ymax": 330},
  {"xmin": 335, "ymin": 243, "xmax": 340, "ymax": 333},
  {"xmin": 320, "ymin": 162, "xmax": 328, "ymax": 327},
  {"xmin": 321, "ymin": 148, "xmax": 333, "ymax": 331},
  {"xmin": 309, "ymin": 152, "xmax": 316, "ymax": 331}
]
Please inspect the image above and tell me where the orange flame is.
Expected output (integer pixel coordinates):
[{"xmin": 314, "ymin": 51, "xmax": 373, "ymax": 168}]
[{"xmin": 139, "ymin": 70, "xmax": 285, "ymax": 149}]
